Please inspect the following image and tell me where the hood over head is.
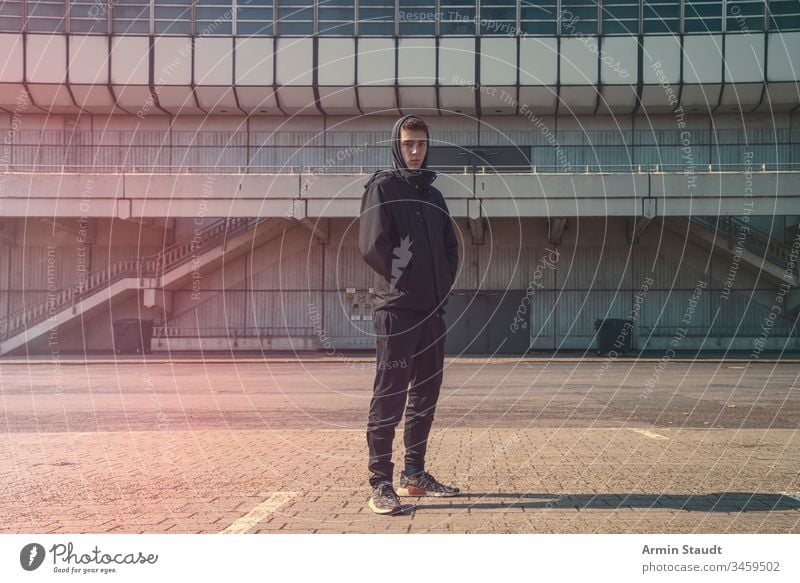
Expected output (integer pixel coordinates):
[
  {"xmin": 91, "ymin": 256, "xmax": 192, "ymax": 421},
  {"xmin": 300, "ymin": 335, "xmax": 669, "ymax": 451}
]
[{"xmin": 364, "ymin": 115, "xmax": 437, "ymax": 191}]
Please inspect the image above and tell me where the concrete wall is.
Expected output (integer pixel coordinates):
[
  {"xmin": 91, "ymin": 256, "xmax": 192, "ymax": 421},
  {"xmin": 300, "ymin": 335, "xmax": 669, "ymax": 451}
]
[{"xmin": 4, "ymin": 216, "xmax": 796, "ymax": 354}]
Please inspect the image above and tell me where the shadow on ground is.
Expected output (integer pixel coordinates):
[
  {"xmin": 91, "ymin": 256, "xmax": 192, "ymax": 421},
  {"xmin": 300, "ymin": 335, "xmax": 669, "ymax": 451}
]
[{"xmin": 409, "ymin": 492, "xmax": 800, "ymax": 512}]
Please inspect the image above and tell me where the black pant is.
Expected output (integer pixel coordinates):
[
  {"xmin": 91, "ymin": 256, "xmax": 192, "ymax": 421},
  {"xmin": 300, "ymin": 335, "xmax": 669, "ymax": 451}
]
[{"xmin": 366, "ymin": 308, "xmax": 446, "ymax": 488}]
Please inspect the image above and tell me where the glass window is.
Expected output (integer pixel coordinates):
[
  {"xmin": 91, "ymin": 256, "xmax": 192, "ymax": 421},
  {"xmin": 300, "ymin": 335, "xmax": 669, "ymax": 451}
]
[
  {"xmin": 479, "ymin": 0, "xmax": 516, "ymax": 35},
  {"xmin": 26, "ymin": 0, "xmax": 67, "ymax": 32},
  {"xmin": 440, "ymin": 1, "xmax": 476, "ymax": 35},
  {"xmin": 111, "ymin": 0, "xmax": 150, "ymax": 33},
  {"xmin": 155, "ymin": 0, "xmax": 192, "ymax": 34},
  {"xmin": 358, "ymin": 0, "xmax": 394, "ymax": 35},
  {"xmin": 727, "ymin": 0, "xmax": 766, "ymax": 33},
  {"xmin": 1, "ymin": 1, "xmax": 24, "ymax": 32},
  {"xmin": 642, "ymin": 0, "xmax": 680, "ymax": 33},
  {"xmin": 195, "ymin": 0, "xmax": 233, "ymax": 35},
  {"xmin": 561, "ymin": 0, "xmax": 599, "ymax": 35},
  {"xmin": 237, "ymin": 0, "xmax": 274, "ymax": 35},
  {"xmin": 318, "ymin": 0, "xmax": 355, "ymax": 35},
  {"xmin": 70, "ymin": 0, "xmax": 108, "ymax": 33},
  {"xmin": 399, "ymin": 0, "xmax": 436, "ymax": 34},
  {"xmin": 602, "ymin": 0, "xmax": 639, "ymax": 34},
  {"xmin": 520, "ymin": 0, "xmax": 557, "ymax": 34},
  {"xmin": 769, "ymin": 0, "xmax": 800, "ymax": 30},
  {"xmin": 684, "ymin": 0, "xmax": 723, "ymax": 32}
]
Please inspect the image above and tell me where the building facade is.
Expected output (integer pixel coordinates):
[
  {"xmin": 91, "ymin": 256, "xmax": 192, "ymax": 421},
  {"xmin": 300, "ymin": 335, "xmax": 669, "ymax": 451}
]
[{"xmin": 0, "ymin": 1, "xmax": 798, "ymax": 355}]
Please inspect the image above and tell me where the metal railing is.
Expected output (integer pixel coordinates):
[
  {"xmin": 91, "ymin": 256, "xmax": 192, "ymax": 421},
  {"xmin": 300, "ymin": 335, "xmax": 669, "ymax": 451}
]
[
  {"xmin": 689, "ymin": 216, "xmax": 798, "ymax": 273},
  {"xmin": 3, "ymin": 163, "xmax": 800, "ymax": 174},
  {"xmin": 0, "ymin": 217, "xmax": 269, "ymax": 341},
  {"xmin": 153, "ymin": 327, "xmax": 315, "ymax": 338},
  {"xmin": 639, "ymin": 325, "xmax": 799, "ymax": 338}
]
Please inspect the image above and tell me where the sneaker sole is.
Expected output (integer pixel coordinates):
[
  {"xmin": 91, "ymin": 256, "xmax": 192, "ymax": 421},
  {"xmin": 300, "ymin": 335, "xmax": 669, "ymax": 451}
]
[
  {"xmin": 368, "ymin": 498, "xmax": 403, "ymax": 515},
  {"xmin": 396, "ymin": 486, "xmax": 460, "ymax": 497}
]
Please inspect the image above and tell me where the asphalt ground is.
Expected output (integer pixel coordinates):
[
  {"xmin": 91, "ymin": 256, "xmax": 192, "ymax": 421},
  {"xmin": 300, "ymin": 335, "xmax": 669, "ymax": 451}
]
[{"xmin": 0, "ymin": 356, "xmax": 798, "ymax": 534}]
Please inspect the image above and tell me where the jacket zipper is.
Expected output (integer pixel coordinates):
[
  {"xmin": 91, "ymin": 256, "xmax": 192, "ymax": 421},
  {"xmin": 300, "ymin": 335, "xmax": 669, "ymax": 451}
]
[{"xmin": 417, "ymin": 193, "xmax": 440, "ymax": 309}]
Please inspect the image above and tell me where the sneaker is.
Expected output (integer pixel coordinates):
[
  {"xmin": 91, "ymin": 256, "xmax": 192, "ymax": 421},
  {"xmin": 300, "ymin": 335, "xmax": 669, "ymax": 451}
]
[
  {"xmin": 368, "ymin": 481, "xmax": 402, "ymax": 515},
  {"xmin": 397, "ymin": 471, "xmax": 460, "ymax": 497}
]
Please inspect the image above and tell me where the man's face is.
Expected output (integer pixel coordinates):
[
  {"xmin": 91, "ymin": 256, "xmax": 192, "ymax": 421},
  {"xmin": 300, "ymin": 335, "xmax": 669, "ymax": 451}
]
[{"xmin": 399, "ymin": 127, "xmax": 428, "ymax": 170}]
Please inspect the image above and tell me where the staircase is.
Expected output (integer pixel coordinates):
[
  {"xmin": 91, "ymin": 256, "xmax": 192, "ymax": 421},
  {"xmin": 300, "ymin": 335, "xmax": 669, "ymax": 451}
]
[
  {"xmin": 665, "ymin": 216, "xmax": 799, "ymax": 286},
  {"xmin": 664, "ymin": 216, "xmax": 799, "ymax": 316},
  {"xmin": 0, "ymin": 217, "xmax": 290, "ymax": 355}
]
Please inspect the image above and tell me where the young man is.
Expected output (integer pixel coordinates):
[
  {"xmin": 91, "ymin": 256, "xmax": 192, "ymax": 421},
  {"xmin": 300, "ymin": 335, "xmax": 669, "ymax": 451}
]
[{"xmin": 358, "ymin": 115, "xmax": 460, "ymax": 515}]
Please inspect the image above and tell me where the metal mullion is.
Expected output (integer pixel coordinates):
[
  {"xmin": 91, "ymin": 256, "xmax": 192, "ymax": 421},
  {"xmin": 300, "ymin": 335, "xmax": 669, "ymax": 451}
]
[
  {"xmin": 635, "ymin": 0, "xmax": 643, "ymax": 35},
  {"xmin": 598, "ymin": 0, "xmax": 602, "ymax": 34},
  {"xmin": 556, "ymin": 0, "xmax": 560, "ymax": 35},
  {"xmin": 680, "ymin": 0, "xmax": 685, "ymax": 33}
]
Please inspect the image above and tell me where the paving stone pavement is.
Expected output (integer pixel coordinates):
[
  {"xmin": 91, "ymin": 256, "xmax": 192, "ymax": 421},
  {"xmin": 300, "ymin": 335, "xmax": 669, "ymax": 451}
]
[
  {"xmin": 1, "ymin": 427, "xmax": 798, "ymax": 534},
  {"xmin": 0, "ymin": 360, "xmax": 798, "ymax": 534}
]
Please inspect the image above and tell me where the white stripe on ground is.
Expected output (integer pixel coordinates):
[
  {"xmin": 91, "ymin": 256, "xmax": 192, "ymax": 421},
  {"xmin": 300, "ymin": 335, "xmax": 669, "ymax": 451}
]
[
  {"xmin": 219, "ymin": 492, "xmax": 298, "ymax": 534},
  {"xmin": 627, "ymin": 428, "xmax": 669, "ymax": 440}
]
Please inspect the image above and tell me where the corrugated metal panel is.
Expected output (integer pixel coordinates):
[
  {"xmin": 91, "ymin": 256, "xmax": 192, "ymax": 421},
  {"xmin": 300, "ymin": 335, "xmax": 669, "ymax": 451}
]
[
  {"xmin": 320, "ymin": 145, "xmax": 386, "ymax": 171},
  {"xmin": 633, "ymin": 145, "xmax": 688, "ymax": 167},
  {"xmin": 322, "ymin": 290, "xmax": 374, "ymax": 337},
  {"xmin": 561, "ymin": 145, "xmax": 635, "ymax": 167},
  {"xmin": 478, "ymin": 244, "xmax": 562, "ymax": 290},
  {"xmin": 558, "ymin": 245, "xmax": 633, "ymax": 290},
  {"xmin": 325, "ymin": 244, "xmax": 374, "ymax": 290},
  {"xmin": 10, "ymin": 246, "xmax": 79, "ymax": 291},
  {"xmin": 433, "ymin": 129, "xmax": 479, "ymax": 148},
  {"xmin": 251, "ymin": 131, "xmax": 324, "ymax": 147},
  {"xmin": 326, "ymin": 131, "xmax": 387, "ymax": 148},
  {"xmin": 634, "ymin": 243, "xmax": 705, "ymax": 289},
  {"xmin": 168, "ymin": 290, "xmax": 248, "ymax": 329},
  {"xmin": 559, "ymin": 130, "xmax": 631, "ymax": 147},
  {"xmin": 171, "ymin": 131, "xmax": 247, "ymax": 147},
  {"xmin": 478, "ymin": 130, "xmax": 533, "ymax": 147},
  {"xmin": 249, "ymin": 227, "xmax": 323, "ymax": 290},
  {"xmin": 6, "ymin": 291, "xmax": 47, "ymax": 315},
  {"xmin": 455, "ymin": 236, "xmax": 479, "ymax": 289},
  {"xmin": 556, "ymin": 290, "xmax": 633, "ymax": 337},
  {"xmin": 193, "ymin": 255, "xmax": 247, "ymax": 290},
  {"xmin": 713, "ymin": 144, "xmax": 783, "ymax": 165},
  {"xmin": 710, "ymin": 292, "xmax": 797, "ymax": 336},
  {"xmin": 530, "ymin": 146, "xmax": 556, "ymax": 167},
  {"xmin": 120, "ymin": 146, "xmax": 171, "ymax": 168},
  {"xmin": 173, "ymin": 145, "xmax": 247, "ymax": 171},
  {"xmin": 272, "ymin": 244, "xmax": 323, "ymax": 290},
  {"xmin": 530, "ymin": 290, "xmax": 557, "ymax": 347},
  {"xmin": 249, "ymin": 145, "xmax": 327, "ymax": 170},
  {"xmin": 248, "ymin": 290, "xmax": 314, "ymax": 329},
  {"xmin": 640, "ymin": 290, "xmax": 711, "ymax": 330}
]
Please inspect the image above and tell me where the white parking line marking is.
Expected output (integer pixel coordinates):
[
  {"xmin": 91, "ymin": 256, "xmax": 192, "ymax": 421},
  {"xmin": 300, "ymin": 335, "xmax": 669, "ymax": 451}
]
[
  {"xmin": 219, "ymin": 492, "xmax": 298, "ymax": 534},
  {"xmin": 779, "ymin": 492, "xmax": 800, "ymax": 503},
  {"xmin": 627, "ymin": 428, "xmax": 669, "ymax": 440}
]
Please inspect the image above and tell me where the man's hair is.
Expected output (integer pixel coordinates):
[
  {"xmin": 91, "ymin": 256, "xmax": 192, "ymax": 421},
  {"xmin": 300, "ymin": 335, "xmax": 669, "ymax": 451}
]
[{"xmin": 400, "ymin": 116, "xmax": 429, "ymax": 139}]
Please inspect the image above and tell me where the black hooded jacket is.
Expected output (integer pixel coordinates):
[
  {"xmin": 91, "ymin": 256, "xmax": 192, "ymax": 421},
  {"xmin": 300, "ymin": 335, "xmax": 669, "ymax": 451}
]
[{"xmin": 358, "ymin": 115, "xmax": 459, "ymax": 315}]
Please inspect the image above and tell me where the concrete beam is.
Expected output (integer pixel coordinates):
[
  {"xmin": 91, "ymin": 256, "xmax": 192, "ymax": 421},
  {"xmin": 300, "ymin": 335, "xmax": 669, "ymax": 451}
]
[
  {"xmin": 547, "ymin": 218, "xmax": 568, "ymax": 245},
  {"xmin": 1, "ymin": 171, "xmax": 798, "ymax": 219}
]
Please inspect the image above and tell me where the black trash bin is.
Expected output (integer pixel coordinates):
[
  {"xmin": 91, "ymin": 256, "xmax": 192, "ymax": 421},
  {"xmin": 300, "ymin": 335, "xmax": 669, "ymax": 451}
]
[
  {"xmin": 594, "ymin": 318, "xmax": 633, "ymax": 356},
  {"xmin": 113, "ymin": 319, "xmax": 154, "ymax": 354}
]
